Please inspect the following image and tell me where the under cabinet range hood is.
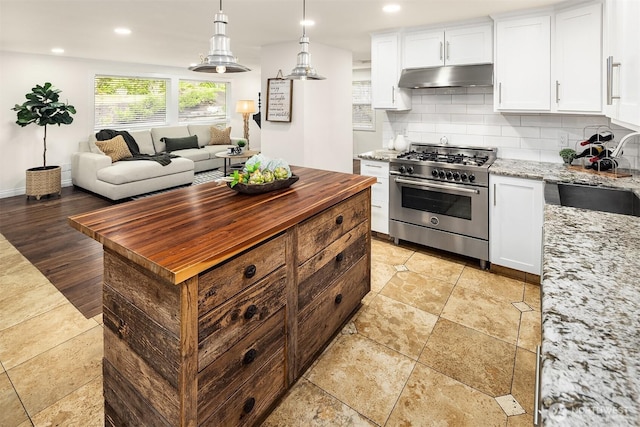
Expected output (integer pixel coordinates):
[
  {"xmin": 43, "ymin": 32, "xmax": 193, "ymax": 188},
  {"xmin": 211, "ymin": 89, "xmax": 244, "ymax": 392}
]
[{"xmin": 398, "ymin": 64, "xmax": 493, "ymax": 89}]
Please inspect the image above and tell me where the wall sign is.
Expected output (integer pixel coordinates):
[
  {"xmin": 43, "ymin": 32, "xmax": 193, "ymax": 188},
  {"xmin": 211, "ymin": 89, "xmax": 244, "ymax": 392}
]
[{"xmin": 266, "ymin": 78, "xmax": 293, "ymax": 122}]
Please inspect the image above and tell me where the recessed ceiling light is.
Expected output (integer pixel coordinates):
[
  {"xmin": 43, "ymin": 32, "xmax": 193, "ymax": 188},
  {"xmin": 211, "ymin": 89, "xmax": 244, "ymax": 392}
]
[
  {"xmin": 383, "ymin": 4, "xmax": 401, "ymax": 13},
  {"xmin": 300, "ymin": 19, "xmax": 315, "ymax": 26},
  {"xmin": 51, "ymin": 48, "xmax": 64, "ymax": 54},
  {"xmin": 114, "ymin": 27, "xmax": 132, "ymax": 35},
  {"xmin": 189, "ymin": 63, "xmax": 198, "ymax": 67}
]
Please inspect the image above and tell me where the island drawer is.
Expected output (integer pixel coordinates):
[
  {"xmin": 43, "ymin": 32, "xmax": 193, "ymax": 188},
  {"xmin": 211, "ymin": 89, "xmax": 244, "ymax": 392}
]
[
  {"xmin": 296, "ymin": 256, "xmax": 370, "ymax": 375},
  {"xmin": 198, "ymin": 308, "xmax": 285, "ymax": 423},
  {"xmin": 199, "ymin": 233, "xmax": 286, "ymax": 318},
  {"xmin": 199, "ymin": 351, "xmax": 286, "ymax": 427},
  {"xmin": 297, "ymin": 191, "xmax": 369, "ymax": 264},
  {"xmin": 198, "ymin": 266, "xmax": 287, "ymax": 369},
  {"xmin": 298, "ymin": 221, "xmax": 368, "ymax": 312}
]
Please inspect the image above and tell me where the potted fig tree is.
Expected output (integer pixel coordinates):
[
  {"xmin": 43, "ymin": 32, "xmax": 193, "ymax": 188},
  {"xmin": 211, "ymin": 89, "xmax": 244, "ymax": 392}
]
[{"xmin": 11, "ymin": 82, "xmax": 76, "ymax": 200}]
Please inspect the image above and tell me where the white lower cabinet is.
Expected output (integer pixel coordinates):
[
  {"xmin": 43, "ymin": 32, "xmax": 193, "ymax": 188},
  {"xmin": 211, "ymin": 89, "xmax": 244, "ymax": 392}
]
[
  {"xmin": 489, "ymin": 175, "xmax": 544, "ymax": 276},
  {"xmin": 360, "ymin": 160, "xmax": 389, "ymax": 234}
]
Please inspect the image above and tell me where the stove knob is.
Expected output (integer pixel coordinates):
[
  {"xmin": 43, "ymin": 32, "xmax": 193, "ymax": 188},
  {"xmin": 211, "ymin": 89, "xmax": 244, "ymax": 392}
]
[
  {"xmin": 453, "ymin": 172, "xmax": 460, "ymax": 181},
  {"xmin": 407, "ymin": 166, "xmax": 414, "ymax": 174},
  {"xmin": 399, "ymin": 166, "xmax": 406, "ymax": 174},
  {"xmin": 461, "ymin": 173, "xmax": 468, "ymax": 181},
  {"xmin": 445, "ymin": 171, "xmax": 453, "ymax": 179},
  {"xmin": 468, "ymin": 174, "xmax": 476, "ymax": 182},
  {"xmin": 431, "ymin": 169, "xmax": 439, "ymax": 177},
  {"xmin": 438, "ymin": 170, "xmax": 446, "ymax": 179}
]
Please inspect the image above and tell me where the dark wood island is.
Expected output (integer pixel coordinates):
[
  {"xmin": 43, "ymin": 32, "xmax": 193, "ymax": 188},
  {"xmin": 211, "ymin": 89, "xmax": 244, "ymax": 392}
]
[{"xmin": 68, "ymin": 166, "xmax": 376, "ymax": 426}]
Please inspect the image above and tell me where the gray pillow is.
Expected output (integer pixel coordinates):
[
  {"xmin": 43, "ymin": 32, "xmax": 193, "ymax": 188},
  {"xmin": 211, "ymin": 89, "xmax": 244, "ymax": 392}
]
[{"xmin": 160, "ymin": 135, "xmax": 199, "ymax": 152}]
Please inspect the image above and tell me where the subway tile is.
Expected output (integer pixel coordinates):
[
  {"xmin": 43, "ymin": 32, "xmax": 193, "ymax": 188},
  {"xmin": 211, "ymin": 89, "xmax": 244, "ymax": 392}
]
[
  {"xmin": 502, "ymin": 126, "xmax": 540, "ymax": 138},
  {"xmin": 520, "ymin": 115, "xmax": 562, "ymax": 127},
  {"xmin": 451, "ymin": 114, "xmax": 484, "ymax": 125},
  {"xmin": 410, "ymin": 104, "xmax": 436, "ymax": 114},
  {"xmin": 497, "ymin": 148, "xmax": 541, "ymax": 161},
  {"xmin": 436, "ymin": 104, "xmax": 467, "ymax": 114},
  {"xmin": 539, "ymin": 150, "xmax": 564, "ymax": 164},
  {"xmin": 561, "ymin": 115, "xmax": 609, "ymax": 128},
  {"xmin": 467, "ymin": 124, "xmax": 502, "ymax": 136},
  {"xmin": 423, "ymin": 113, "xmax": 451, "ymax": 123},
  {"xmin": 467, "ymin": 104, "xmax": 495, "ymax": 114},
  {"xmin": 467, "ymin": 86, "xmax": 494, "ymax": 94},
  {"xmin": 436, "ymin": 87, "xmax": 468, "ymax": 95},
  {"xmin": 408, "ymin": 122, "xmax": 436, "ymax": 133},
  {"xmin": 520, "ymin": 138, "xmax": 558, "ymax": 151},
  {"xmin": 484, "ymin": 114, "xmax": 521, "ymax": 126},
  {"xmin": 421, "ymin": 94, "xmax": 441, "ymax": 104},
  {"xmin": 450, "ymin": 134, "xmax": 484, "ymax": 146},
  {"xmin": 484, "ymin": 136, "xmax": 520, "ymax": 148},
  {"xmin": 436, "ymin": 123, "xmax": 467, "ymax": 134},
  {"xmin": 452, "ymin": 94, "xmax": 485, "ymax": 105}
]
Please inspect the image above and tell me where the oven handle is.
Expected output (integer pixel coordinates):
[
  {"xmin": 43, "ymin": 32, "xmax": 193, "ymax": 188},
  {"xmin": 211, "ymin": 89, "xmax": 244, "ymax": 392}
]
[{"xmin": 394, "ymin": 177, "xmax": 480, "ymax": 194}]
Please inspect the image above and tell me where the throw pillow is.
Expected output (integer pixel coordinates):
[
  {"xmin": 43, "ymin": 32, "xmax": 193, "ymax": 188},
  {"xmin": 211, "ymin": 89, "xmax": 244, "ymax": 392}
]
[
  {"xmin": 209, "ymin": 126, "xmax": 232, "ymax": 145},
  {"xmin": 161, "ymin": 135, "xmax": 200, "ymax": 152},
  {"xmin": 95, "ymin": 135, "xmax": 133, "ymax": 162}
]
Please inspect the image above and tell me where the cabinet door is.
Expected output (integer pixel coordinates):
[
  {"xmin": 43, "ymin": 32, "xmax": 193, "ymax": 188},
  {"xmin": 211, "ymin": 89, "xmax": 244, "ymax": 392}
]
[
  {"xmin": 555, "ymin": 3, "xmax": 603, "ymax": 112},
  {"xmin": 402, "ymin": 30, "xmax": 444, "ymax": 69},
  {"xmin": 361, "ymin": 160, "xmax": 389, "ymax": 234},
  {"xmin": 489, "ymin": 175, "xmax": 543, "ymax": 276},
  {"xmin": 445, "ymin": 24, "xmax": 493, "ymax": 66},
  {"xmin": 495, "ymin": 16, "xmax": 551, "ymax": 111},
  {"xmin": 371, "ymin": 33, "xmax": 411, "ymax": 110},
  {"xmin": 605, "ymin": 0, "xmax": 640, "ymax": 128}
]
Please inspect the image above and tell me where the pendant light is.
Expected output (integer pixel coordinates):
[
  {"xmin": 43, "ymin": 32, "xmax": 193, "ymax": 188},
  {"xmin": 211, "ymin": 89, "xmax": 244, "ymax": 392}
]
[
  {"xmin": 189, "ymin": 0, "xmax": 250, "ymax": 73},
  {"xmin": 286, "ymin": 0, "xmax": 325, "ymax": 80}
]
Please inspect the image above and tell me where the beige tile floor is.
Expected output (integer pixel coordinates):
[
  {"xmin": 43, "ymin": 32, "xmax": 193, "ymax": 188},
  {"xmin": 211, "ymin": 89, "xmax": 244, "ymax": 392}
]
[{"xmin": 0, "ymin": 234, "xmax": 541, "ymax": 426}]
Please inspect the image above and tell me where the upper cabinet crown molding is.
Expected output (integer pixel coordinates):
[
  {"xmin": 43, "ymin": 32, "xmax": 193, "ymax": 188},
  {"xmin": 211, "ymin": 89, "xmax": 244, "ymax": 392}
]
[{"xmin": 493, "ymin": 1, "xmax": 603, "ymax": 114}]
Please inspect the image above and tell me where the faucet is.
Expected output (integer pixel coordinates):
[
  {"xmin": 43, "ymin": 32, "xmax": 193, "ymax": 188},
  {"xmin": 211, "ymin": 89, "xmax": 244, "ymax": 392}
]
[{"xmin": 611, "ymin": 131, "xmax": 640, "ymax": 157}]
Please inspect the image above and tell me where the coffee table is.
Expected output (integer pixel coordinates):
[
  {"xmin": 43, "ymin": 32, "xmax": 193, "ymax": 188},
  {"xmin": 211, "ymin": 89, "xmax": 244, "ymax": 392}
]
[{"xmin": 215, "ymin": 150, "xmax": 260, "ymax": 175}]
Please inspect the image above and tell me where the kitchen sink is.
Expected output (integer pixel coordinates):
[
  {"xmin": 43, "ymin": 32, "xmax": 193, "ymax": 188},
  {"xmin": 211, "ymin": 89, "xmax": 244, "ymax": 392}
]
[{"xmin": 544, "ymin": 182, "xmax": 640, "ymax": 217}]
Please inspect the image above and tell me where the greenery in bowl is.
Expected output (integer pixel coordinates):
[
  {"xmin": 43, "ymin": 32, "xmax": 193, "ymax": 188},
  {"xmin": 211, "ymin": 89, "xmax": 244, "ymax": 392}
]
[
  {"xmin": 237, "ymin": 139, "xmax": 246, "ymax": 148},
  {"xmin": 559, "ymin": 148, "xmax": 576, "ymax": 164}
]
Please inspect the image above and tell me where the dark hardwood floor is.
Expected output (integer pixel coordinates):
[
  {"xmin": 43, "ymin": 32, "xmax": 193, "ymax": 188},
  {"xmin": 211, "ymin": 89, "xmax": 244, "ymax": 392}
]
[{"xmin": 0, "ymin": 186, "xmax": 115, "ymax": 318}]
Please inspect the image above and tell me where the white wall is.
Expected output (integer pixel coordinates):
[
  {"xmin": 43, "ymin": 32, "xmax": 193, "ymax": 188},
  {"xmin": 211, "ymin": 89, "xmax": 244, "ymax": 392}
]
[
  {"xmin": 0, "ymin": 51, "xmax": 262, "ymax": 198},
  {"xmin": 260, "ymin": 42, "xmax": 353, "ymax": 173},
  {"xmin": 382, "ymin": 86, "xmax": 640, "ymax": 168}
]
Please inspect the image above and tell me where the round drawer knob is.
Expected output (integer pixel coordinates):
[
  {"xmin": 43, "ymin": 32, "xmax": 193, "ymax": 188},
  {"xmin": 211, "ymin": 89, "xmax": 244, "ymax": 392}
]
[
  {"xmin": 244, "ymin": 304, "xmax": 258, "ymax": 320},
  {"xmin": 244, "ymin": 264, "xmax": 257, "ymax": 279},
  {"xmin": 243, "ymin": 348, "xmax": 258, "ymax": 365},
  {"xmin": 243, "ymin": 397, "xmax": 256, "ymax": 414},
  {"xmin": 335, "ymin": 293, "xmax": 343, "ymax": 304},
  {"xmin": 336, "ymin": 215, "xmax": 344, "ymax": 225},
  {"xmin": 335, "ymin": 252, "xmax": 344, "ymax": 263}
]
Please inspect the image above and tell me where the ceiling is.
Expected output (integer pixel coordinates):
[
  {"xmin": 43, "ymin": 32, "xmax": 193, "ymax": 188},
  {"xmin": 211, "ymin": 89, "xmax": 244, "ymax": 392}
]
[{"xmin": 0, "ymin": 0, "xmax": 566, "ymax": 70}]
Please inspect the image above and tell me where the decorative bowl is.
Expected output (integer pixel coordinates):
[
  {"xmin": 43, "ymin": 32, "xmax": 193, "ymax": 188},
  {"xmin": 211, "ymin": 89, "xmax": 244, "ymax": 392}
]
[{"xmin": 227, "ymin": 175, "xmax": 299, "ymax": 194}]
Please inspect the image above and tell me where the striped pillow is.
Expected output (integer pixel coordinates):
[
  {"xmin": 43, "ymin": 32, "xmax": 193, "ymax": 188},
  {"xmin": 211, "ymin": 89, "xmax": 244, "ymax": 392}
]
[{"xmin": 95, "ymin": 135, "xmax": 133, "ymax": 162}]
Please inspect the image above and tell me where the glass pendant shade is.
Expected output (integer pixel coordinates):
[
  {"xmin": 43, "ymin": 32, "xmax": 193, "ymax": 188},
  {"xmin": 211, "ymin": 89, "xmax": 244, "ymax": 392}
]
[
  {"xmin": 286, "ymin": 0, "xmax": 325, "ymax": 80},
  {"xmin": 190, "ymin": 2, "xmax": 250, "ymax": 73}
]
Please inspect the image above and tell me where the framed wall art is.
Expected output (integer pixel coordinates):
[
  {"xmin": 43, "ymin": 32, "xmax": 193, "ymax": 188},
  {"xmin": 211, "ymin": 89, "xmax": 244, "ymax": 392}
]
[{"xmin": 266, "ymin": 78, "xmax": 293, "ymax": 122}]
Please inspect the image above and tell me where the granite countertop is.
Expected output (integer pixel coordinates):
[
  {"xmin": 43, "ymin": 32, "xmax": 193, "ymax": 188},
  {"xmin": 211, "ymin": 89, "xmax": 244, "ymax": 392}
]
[
  {"xmin": 490, "ymin": 158, "xmax": 640, "ymax": 426},
  {"xmin": 357, "ymin": 149, "xmax": 401, "ymax": 162}
]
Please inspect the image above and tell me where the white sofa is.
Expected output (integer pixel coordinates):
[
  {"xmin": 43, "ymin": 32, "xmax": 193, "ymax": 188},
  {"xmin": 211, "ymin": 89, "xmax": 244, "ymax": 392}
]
[{"xmin": 71, "ymin": 123, "xmax": 241, "ymax": 200}]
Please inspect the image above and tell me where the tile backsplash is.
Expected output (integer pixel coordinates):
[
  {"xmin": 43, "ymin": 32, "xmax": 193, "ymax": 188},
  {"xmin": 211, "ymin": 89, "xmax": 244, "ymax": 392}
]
[{"xmin": 383, "ymin": 87, "xmax": 640, "ymax": 170}]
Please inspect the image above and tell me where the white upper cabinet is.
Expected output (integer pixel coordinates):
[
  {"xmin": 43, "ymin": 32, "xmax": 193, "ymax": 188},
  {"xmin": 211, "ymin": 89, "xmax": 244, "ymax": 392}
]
[
  {"xmin": 402, "ymin": 23, "xmax": 493, "ymax": 69},
  {"xmin": 494, "ymin": 2, "xmax": 603, "ymax": 114},
  {"xmin": 371, "ymin": 32, "xmax": 412, "ymax": 110},
  {"xmin": 495, "ymin": 15, "xmax": 551, "ymax": 111},
  {"xmin": 604, "ymin": 0, "xmax": 640, "ymax": 129},
  {"xmin": 555, "ymin": 3, "xmax": 603, "ymax": 113}
]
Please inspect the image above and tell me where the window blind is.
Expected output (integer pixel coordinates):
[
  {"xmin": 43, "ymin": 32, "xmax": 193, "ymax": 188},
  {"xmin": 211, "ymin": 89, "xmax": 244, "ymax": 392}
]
[{"xmin": 178, "ymin": 80, "xmax": 228, "ymax": 122}]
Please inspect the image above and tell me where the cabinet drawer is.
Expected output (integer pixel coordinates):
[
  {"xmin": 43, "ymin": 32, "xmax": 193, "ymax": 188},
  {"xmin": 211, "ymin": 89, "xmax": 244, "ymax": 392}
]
[
  {"xmin": 297, "ymin": 191, "xmax": 369, "ymax": 264},
  {"xmin": 360, "ymin": 161, "xmax": 389, "ymax": 179},
  {"xmin": 371, "ymin": 201, "xmax": 389, "ymax": 234},
  {"xmin": 371, "ymin": 176, "xmax": 389, "ymax": 202},
  {"xmin": 297, "ymin": 256, "xmax": 370, "ymax": 375},
  {"xmin": 199, "ymin": 233, "xmax": 286, "ymax": 318},
  {"xmin": 198, "ymin": 266, "xmax": 287, "ymax": 369},
  {"xmin": 198, "ymin": 308, "xmax": 285, "ymax": 423},
  {"xmin": 199, "ymin": 351, "xmax": 286, "ymax": 427},
  {"xmin": 298, "ymin": 221, "xmax": 369, "ymax": 312}
]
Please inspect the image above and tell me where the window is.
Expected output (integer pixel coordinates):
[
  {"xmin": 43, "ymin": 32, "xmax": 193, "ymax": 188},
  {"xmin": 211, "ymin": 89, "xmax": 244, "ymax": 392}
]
[
  {"xmin": 352, "ymin": 80, "xmax": 375, "ymax": 131},
  {"xmin": 94, "ymin": 76, "xmax": 168, "ymax": 128},
  {"xmin": 178, "ymin": 80, "xmax": 228, "ymax": 122}
]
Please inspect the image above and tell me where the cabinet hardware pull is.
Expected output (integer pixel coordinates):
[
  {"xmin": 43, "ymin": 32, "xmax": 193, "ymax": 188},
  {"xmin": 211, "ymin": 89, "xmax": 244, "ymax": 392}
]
[
  {"xmin": 440, "ymin": 42, "xmax": 443, "ymax": 60},
  {"xmin": 243, "ymin": 348, "xmax": 258, "ymax": 365},
  {"xmin": 365, "ymin": 164, "xmax": 382, "ymax": 168},
  {"xmin": 334, "ymin": 293, "xmax": 343, "ymax": 304},
  {"xmin": 372, "ymin": 204, "xmax": 382, "ymax": 209},
  {"xmin": 244, "ymin": 264, "xmax": 257, "ymax": 279},
  {"xmin": 493, "ymin": 183, "xmax": 496, "ymax": 206},
  {"xmin": 446, "ymin": 41, "xmax": 450, "ymax": 60},
  {"xmin": 606, "ymin": 55, "xmax": 621, "ymax": 105},
  {"xmin": 118, "ymin": 320, "xmax": 129, "ymax": 338},
  {"xmin": 391, "ymin": 86, "xmax": 395, "ymax": 104},
  {"xmin": 244, "ymin": 304, "xmax": 258, "ymax": 320},
  {"xmin": 243, "ymin": 397, "xmax": 256, "ymax": 414},
  {"xmin": 336, "ymin": 252, "xmax": 344, "ymax": 262},
  {"xmin": 555, "ymin": 80, "xmax": 560, "ymax": 103},
  {"xmin": 335, "ymin": 215, "xmax": 344, "ymax": 225},
  {"xmin": 498, "ymin": 83, "xmax": 502, "ymax": 105}
]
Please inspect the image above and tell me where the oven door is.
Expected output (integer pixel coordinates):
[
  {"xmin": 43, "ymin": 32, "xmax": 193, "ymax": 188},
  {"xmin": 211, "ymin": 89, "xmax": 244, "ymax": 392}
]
[{"xmin": 390, "ymin": 175, "xmax": 488, "ymax": 240}]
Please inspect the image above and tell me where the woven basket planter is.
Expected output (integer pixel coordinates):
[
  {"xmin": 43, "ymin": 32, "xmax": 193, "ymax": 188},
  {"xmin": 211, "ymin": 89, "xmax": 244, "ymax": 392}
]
[{"xmin": 26, "ymin": 166, "xmax": 61, "ymax": 200}]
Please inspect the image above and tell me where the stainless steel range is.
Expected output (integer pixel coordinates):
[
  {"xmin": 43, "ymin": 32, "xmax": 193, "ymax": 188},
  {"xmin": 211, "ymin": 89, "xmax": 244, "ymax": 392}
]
[{"xmin": 389, "ymin": 143, "xmax": 497, "ymax": 268}]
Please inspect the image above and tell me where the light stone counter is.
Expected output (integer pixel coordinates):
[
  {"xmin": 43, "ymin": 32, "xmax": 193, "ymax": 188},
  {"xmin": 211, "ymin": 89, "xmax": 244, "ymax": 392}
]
[
  {"xmin": 357, "ymin": 149, "xmax": 401, "ymax": 162},
  {"xmin": 490, "ymin": 158, "xmax": 640, "ymax": 426}
]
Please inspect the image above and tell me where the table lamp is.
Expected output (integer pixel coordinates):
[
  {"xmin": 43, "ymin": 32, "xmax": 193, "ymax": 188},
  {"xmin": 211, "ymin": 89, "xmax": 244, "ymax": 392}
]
[{"xmin": 236, "ymin": 100, "xmax": 256, "ymax": 150}]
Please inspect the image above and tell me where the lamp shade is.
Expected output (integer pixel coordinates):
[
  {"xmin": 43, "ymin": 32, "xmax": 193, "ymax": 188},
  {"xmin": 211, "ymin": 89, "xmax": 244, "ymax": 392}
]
[{"xmin": 236, "ymin": 100, "xmax": 256, "ymax": 114}]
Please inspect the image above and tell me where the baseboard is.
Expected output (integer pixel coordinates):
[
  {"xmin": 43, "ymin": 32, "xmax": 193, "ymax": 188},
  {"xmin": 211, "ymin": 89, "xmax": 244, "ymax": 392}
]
[{"xmin": 0, "ymin": 179, "xmax": 73, "ymax": 199}]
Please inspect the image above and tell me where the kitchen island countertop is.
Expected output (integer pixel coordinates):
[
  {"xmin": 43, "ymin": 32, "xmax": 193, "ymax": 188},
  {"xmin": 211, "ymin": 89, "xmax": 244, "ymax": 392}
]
[{"xmin": 490, "ymin": 158, "xmax": 640, "ymax": 426}]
